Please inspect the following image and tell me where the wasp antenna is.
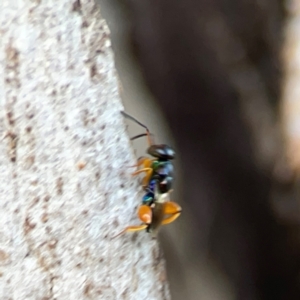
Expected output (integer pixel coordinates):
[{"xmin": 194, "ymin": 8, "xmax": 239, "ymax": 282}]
[
  {"xmin": 121, "ymin": 111, "xmax": 153, "ymax": 145},
  {"xmin": 131, "ymin": 133, "xmax": 147, "ymax": 141},
  {"xmin": 130, "ymin": 133, "xmax": 155, "ymax": 141},
  {"xmin": 121, "ymin": 111, "xmax": 149, "ymax": 131}
]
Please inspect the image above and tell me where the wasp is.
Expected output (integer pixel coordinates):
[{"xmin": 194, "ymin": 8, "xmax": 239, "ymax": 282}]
[
  {"xmin": 121, "ymin": 111, "xmax": 175, "ymax": 196},
  {"xmin": 113, "ymin": 191, "xmax": 182, "ymax": 237},
  {"xmin": 112, "ymin": 111, "xmax": 182, "ymax": 238}
]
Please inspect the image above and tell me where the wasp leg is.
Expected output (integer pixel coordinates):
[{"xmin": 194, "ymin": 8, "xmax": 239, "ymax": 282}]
[
  {"xmin": 139, "ymin": 157, "xmax": 153, "ymax": 168},
  {"xmin": 138, "ymin": 159, "xmax": 156, "ymax": 187},
  {"xmin": 161, "ymin": 201, "xmax": 182, "ymax": 225},
  {"xmin": 112, "ymin": 225, "xmax": 148, "ymax": 238},
  {"xmin": 142, "ymin": 169, "xmax": 154, "ymax": 187},
  {"xmin": 137, "ymin": 204, "xmax": 153, "ymax": 223},
  {"xmin": 132, "ymin": 167, "xmax": 153, "ymax": 186},
  {"xmin": 132, "ymin": 167, "xmax": 152, "ymax": 176},
  {"xmin": 112, "ymin": 205, "xmax": 152, "ymax": 238},
  {"xmin": 129, "ymin": 157, "xmax": 153, "ymax": 168},
  {"xmin": 132, "ymin": 167, "xmax": 154, "ymax": 189}
]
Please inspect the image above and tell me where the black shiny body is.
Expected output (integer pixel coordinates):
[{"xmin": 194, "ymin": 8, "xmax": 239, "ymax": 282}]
[{"xmin": 150, "ymin": 158, "xmax": 174, "ymax": 194}]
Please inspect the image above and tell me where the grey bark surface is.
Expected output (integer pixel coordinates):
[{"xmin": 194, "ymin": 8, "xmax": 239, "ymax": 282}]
[{"xmin": 0, "ymin": 0, "xmax": 170, "ymax": 299}]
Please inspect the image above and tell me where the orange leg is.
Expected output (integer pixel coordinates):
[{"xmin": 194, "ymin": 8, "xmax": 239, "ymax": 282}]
[
  {"xmin": 142, "ymin": 169, "xmax": 154, "ymax": 187},
  {"xmin": 128, "ymin": 157, "xmax": 152, "ymax": 168},
  {"xmin": 137, "ymin": 205, "xmax": 152, "ymax": 224},
  {"xmin": 132, "ymin": 167, "xmax": 153, "ymax": 188},
  {"xmin": 112, "ymin": 205, "xmax": 153, "ymax": 238},
  {"xmin": 136, "ymin": 158, "xmax": 155, "ymax": 187},
  {"xmin": 112, "ymin": 224, "xmax": 148, "ymax": 238},
  {"xmin": 140, "ymin": 157, "xmax": 154, "ymax": 168},
  {"xmin": 132, "ymin": 167, "xmax": 152, "ymax": 176},
  {"xmin": 161, "ymin": 201, "xmax": 182, "ymax": 225},
  {"xmin": 132, "ymin": 168, "xmax": 153, "ymax": 188}
]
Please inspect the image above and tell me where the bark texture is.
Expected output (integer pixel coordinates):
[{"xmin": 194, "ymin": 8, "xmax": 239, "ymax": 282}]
[{"xmin": 0, "ymin": 1, "xmax": 170, "ymax": 299}]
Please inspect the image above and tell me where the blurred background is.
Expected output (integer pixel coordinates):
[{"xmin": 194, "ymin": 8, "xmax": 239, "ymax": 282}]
[{"xmin": 97, "ymin": 1, "xmax": 300, "ymax": 299}]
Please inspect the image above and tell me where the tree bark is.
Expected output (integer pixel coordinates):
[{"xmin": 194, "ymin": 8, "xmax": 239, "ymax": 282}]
[{"xmin": 0, "ymin": 0, "xmax": 170, "ymax": 299}]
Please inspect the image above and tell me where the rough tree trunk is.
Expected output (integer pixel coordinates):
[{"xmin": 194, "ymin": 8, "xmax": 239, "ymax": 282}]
[{"xmin": 0, "ymin": 1, "xmax": 170, "ymax": 299}]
